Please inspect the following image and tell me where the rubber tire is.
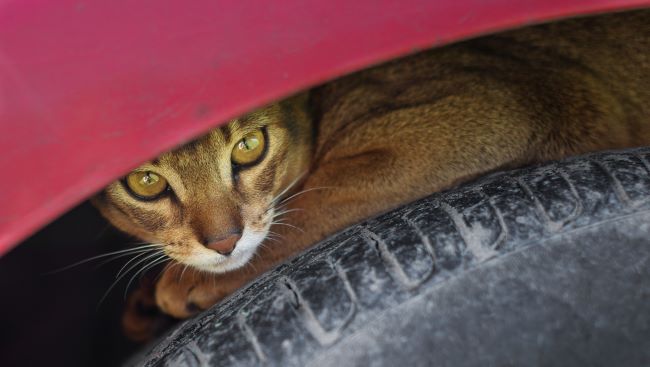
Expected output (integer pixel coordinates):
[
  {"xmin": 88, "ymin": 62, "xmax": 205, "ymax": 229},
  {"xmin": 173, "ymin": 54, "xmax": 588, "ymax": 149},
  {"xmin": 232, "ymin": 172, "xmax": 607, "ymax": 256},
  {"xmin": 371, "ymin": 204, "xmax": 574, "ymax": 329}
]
[{"xmin": 131, "ymin": 148, "xmax": 650, "ymax": 367}]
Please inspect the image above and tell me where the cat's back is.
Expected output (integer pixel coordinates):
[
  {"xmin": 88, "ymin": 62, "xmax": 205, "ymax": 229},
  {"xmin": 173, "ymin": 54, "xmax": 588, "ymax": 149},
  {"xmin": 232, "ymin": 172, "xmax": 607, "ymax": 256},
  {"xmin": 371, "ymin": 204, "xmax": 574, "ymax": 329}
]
[
  {"xmin": 313, "ymin": 9, "xmax": 650, "ymax": 159},
  {"xmin": 498, "ymin": 9, "xmax": 649, "ymax": 108}
]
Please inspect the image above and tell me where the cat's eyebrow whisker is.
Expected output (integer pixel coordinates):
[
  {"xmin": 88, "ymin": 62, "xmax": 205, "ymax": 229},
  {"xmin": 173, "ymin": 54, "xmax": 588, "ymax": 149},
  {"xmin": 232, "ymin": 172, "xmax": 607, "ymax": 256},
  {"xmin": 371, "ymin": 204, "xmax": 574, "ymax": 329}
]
[{"xmin": 44, "ymin": 244, "xmax": 161, "ymax": 274}]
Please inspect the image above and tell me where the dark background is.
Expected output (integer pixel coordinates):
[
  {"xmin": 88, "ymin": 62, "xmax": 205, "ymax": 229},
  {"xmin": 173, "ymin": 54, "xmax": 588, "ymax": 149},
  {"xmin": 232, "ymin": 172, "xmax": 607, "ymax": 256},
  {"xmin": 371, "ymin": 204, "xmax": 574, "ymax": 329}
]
[{"xmin": 0, "ymin": 202, "xmax": 158, "ymax": 366}]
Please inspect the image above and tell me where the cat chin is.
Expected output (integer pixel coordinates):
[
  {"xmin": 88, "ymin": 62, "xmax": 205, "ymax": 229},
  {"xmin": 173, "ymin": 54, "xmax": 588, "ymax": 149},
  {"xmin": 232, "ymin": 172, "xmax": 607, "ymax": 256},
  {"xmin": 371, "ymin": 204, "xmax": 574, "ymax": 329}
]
[{"xmin": 183, "ymin": 227, "xmax": 268, "ymax": 273}]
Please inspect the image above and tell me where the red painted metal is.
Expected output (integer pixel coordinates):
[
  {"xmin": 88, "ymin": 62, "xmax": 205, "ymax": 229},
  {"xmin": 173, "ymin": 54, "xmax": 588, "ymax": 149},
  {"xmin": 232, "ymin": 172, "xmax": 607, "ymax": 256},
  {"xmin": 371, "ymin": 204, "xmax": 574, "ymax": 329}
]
[{"xmin": 0, "ymin": 0, "xmax": 648, "ymax": 255}]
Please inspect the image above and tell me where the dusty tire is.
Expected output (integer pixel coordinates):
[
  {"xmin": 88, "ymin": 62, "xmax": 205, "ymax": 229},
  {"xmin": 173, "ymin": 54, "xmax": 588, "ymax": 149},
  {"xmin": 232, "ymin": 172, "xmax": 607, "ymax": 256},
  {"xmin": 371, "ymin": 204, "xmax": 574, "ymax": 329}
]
[{"xmin": 131, "ymin": 148, "xmax": 650, "ymax": 367}]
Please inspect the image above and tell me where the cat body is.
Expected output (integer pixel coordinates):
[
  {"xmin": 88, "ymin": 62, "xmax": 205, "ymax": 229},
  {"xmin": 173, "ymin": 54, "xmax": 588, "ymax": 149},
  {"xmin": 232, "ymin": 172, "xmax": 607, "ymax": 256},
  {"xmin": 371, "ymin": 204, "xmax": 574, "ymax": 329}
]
[{"xmin": 94, "ymin": 10, "xmax": 650, "ymax": 320}]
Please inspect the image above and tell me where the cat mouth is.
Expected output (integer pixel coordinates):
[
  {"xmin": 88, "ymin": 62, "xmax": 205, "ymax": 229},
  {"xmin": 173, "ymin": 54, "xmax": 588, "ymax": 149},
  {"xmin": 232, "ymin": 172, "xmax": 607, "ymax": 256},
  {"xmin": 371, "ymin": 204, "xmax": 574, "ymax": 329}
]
[
  {"xmin": 182, "ymin": 226, "xmax": 269, "ymax": 273},
  {"xmin": 218, "ymin": 228, "xmax": 268, "ymax": 270}
]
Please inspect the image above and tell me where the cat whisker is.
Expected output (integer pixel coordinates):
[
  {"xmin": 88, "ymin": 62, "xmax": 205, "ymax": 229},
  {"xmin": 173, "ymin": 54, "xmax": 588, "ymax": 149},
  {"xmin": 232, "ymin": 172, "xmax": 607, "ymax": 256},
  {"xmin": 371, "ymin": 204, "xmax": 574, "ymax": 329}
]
[
  {"xmin": 270, "ymin": 218, "xmax": 290, "ymax": 225},
  {"xmin": 146, "ymin": 257, "xmax": 171, "ymax": 280},
  {"xmin": 127, "ymin": 240, "xmax": 152, "ymax": 245},
  {"xmin": 264, "ymin": 236, "xmax": 281, "ymax": 244},
  {"xmin": 93, "ymin": 248, "xmax": 159, "ymax": 270},
  {"xmin": 264, "ymin": 229, "xmax": 284, "ymax": 245},
  {"xmin": 162, "ymin": 260, "xmax": 178, "ymax": 274},
  {"xmin": 265, "ymin": 172, "xmax": 309, "ymax": 215},
  {"xmin": 45, "ymin": 244, "xmax": 161, "ymax": 274},
  {"xmin": 247, "ymin": 256, "xmax": 260, "ymax": 273},
  {"xmin": 124, "ymin": 254, "xmax": 169, "ymax": 300},
  {"xmin": 267, "ymin": 237, "xmax": 283, "ymax": 243},
  {"xmin": 97, "ymin": 250, "xmax": 165, "ymax": 309},
  {"xmin": 277, "ymin": 186, "xmax": 332, "ymax": 207},
  {"xmin": 154, "ymin": 260, "xmax": 179, "ymax": 281},
  {"xmin": 270, "ymin": 221, "xmax": 305, "ymax": 233},
  {"xmin": 271, "ymin": 173, "xmax": 307, "ymax": 205},
  {"xmin": 271, "ymin": 208, "xmax": 304, "ymax": 219},
  {"xmin": 267, "ymin": 208, "xmax": 304, "ymax": 238},
  {"xmin": 272, "ymin": 188, "xmax": 319, "ymax": 211},
  {"xmin": 115, "ymin": 250, "xmax": 163, "ymax": 279},
  {"xmin": 180, "ymin": 264, "xmax": 190, "ymax": 282},
  {"xmin": 267, "ymin": 229, "xmax": 284, "ymax": 237}
]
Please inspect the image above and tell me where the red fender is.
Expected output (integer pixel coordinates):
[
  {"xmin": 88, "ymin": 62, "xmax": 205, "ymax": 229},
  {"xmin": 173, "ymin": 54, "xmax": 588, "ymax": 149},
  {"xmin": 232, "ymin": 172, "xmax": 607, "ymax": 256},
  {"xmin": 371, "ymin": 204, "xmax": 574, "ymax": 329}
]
[{"xmin": 1, "ymin": 0, "xmax": 648, "ymax": 255}]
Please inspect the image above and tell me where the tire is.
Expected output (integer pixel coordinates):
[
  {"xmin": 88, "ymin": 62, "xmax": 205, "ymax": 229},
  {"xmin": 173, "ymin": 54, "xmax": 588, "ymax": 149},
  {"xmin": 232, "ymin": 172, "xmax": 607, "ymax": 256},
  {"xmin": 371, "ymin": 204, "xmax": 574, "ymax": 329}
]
[{"xmin": 131, "ymin": 148, "xmax": 650, "ymax": 367}]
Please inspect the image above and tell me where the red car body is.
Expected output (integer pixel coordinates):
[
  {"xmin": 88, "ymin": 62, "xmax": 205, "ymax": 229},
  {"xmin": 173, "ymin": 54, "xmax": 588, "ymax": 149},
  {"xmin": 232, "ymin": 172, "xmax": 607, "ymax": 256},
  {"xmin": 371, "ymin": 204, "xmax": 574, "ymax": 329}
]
[{"xmin": 1, "ymin": 0, "xmax": 649, "ymax": 255}]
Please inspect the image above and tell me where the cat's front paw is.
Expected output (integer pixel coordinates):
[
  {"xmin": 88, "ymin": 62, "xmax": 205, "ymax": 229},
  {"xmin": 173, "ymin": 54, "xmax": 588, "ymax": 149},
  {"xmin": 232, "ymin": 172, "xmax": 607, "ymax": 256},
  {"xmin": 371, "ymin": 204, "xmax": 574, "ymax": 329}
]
[
  {"xmin": 155, "ymin": 265, "xmax": 246, "ymax": 318},
  {"xmin": 123, "ymin": 282, "xmax": 176, "ymax": 342}
]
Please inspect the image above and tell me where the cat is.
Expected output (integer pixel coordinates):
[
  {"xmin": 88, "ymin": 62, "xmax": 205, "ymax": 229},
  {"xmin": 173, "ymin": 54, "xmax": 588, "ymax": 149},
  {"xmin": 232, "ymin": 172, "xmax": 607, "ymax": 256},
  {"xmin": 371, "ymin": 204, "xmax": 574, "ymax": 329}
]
[{"xmin": 93, "ymin": 10, "xmax": 650, "ymax": 323}]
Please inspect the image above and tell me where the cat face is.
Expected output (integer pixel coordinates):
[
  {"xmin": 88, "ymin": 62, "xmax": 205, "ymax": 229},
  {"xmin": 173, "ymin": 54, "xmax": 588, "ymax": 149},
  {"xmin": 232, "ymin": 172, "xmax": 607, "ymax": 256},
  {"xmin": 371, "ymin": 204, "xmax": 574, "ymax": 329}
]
[{"xmin": 92, "ymin": 96, "xmax": 313, "ymax": 273}]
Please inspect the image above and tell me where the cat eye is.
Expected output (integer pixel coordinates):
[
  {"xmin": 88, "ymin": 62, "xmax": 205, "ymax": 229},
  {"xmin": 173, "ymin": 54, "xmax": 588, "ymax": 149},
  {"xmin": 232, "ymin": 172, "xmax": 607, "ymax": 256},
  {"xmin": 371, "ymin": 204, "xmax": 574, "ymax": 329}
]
[
  {"xmin": 231, "ymin": 129, "xmax": 266, "ymax": 166},
  {"xmin": 124, "ymin": 171, "xmax": 169, "ymax": 200}
]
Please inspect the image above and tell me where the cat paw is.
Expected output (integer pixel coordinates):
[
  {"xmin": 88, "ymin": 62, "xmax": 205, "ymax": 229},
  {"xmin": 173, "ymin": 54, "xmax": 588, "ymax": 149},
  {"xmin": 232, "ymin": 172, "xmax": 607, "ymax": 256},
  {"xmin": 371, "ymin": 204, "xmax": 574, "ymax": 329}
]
[
  {"xmin": 155, "ymin": 265, "xmax": 243, "ymax": 318},
  {"xmin": 122, "ymin": 277, "xmax": 176, "ymax": 342}
]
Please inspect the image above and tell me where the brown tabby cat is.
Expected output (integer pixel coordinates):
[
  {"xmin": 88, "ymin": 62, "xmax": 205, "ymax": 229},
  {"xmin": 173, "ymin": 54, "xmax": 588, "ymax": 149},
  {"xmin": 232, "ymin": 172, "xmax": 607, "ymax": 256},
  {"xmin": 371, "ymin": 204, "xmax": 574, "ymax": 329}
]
[{"xmin": 93, "ymin": 10, "xmax": 650, "ymax": 323}]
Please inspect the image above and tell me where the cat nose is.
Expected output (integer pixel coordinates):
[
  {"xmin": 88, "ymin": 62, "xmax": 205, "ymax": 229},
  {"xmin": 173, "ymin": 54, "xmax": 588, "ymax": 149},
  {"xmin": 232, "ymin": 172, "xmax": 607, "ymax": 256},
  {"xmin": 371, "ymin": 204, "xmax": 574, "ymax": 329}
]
[{"xmin": 205, "ymin": 233, "xmax": 241, "ymax": 255}]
